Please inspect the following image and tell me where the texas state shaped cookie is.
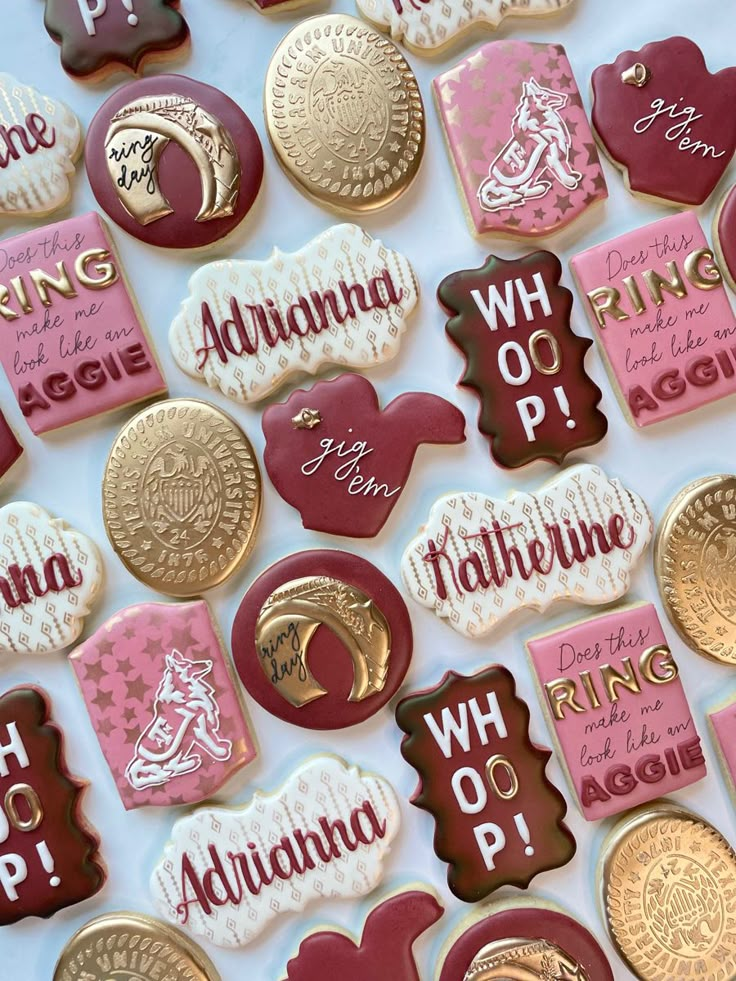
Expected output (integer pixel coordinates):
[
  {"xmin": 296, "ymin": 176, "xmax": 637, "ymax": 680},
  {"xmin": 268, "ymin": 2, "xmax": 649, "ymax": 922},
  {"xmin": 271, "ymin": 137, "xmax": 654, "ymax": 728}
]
[
  {"xmin": 434, "ymin": 41, "xmax": 607, "ymax": 238},
  {"xmin": 401, "ymin": 464, "xmax": 652, "ymax": 638},
  {"xmin": 571, "ymin": 211, "xmax": 736, "ymax": 428},
  {"xmin": 592, "ymin": 38, "xmax": 736, "ymax": 207},
  {"xmin": 70, "ymin": 601, "xmax": 257, "ymax": 810},
  {"xmin": 263, "ymin": 374, "xmax": 465, "ymax": 537},
  {"xmin": 0, "ymin": 502, "xmax": 103, "ymax": 656},
  {"xmin": 0, "ymin": 412, "xmax": 22, "ymax": 481},
  {"xmin": 439, "ymin": 252, "xmax": 606, "ymax": 468},
  {"xmin": 0, "ymin": 686, "xmax": 105, "ymax": 924},
  {"xmin": 0, "ymin": 74, "xmax": 82, "ymax": 218},
  {"xmin": 396, "ymin": 666, "xmax": 576, "ymax": 903},
  {"xmin": 170, "ymin": 225, "xmax": 418, "ymax": 403},
  {"xmin": 85, "ymin": 75, "xmax": 263, "ymax": 250},
  {"xmin": 0, "ymin": 212, "xmax": 166, "ymax": 435},
  {"xmin": 151, "ymin": 755, "xmax": 400, "ymax": 947},
  {"xmin": 356, "ymin": 0, "xmax": 575, "ymax": 55},
  {"xmin": 44, "ymin": 0, "xmax": 190, "ymax": 81},
  {"xmin": 284, "ymin": 887, "xmax": 443, "ymax": 981},
  {"xmin": 527, "ymin": 603, "xmax": 706, "ymax": 822}
]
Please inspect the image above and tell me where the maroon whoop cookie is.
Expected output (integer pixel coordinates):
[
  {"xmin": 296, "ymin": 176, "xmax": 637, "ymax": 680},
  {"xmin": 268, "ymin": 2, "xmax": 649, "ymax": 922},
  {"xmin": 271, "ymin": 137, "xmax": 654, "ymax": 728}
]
[
  {"xmin": 0, "ymin": 412, "xmax": 22, "ymax": 480},
  {"xmin": 85, "ymin": 75, "xmax": 264, "ymax": 250},
  {"xmin": 232, "ymin": 550, "xmax": 412, "ymax": 730},
  {"xmin": 438, "ymin": 906, "xmax": 613, "ymax": 980},
  {"xmin": 262, "ymin": 374, "xmax": 466, "ymax": 538},
  {"xmin": 716, "ymin": 183, "xmax": 736, "ymax": 291},
  {"xmin": 44, "ymin": 0, "xmax": 189, "ymax": 80}
]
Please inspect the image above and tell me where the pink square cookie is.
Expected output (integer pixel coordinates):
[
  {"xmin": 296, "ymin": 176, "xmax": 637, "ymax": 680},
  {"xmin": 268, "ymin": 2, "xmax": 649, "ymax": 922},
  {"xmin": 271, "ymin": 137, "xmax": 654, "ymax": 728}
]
[
  {"xmin": 571, "ymin": 211, "xmax": 736, "ymax": 427},
  {"xmin": 0, "ymin": 212, "xmax": 166, "ymax": 434},
  {"xmin": 434, "ymin": 40, "xmax": 607, "ymax": 238},
  {"xmin": 526, "ymin": 603, "xmax": 706, "ymax": 821},
  {"xmin": 70, "ymin": 601, "xmax": 257, "ymax": 810},
  {"xmin": 709, "ymin": 695, "xmax": 736, "ymax": 802}
]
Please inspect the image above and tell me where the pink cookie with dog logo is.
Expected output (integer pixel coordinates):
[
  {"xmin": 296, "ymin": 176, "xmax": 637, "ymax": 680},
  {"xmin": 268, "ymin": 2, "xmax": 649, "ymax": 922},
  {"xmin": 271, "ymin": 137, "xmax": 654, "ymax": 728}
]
[
  {"xmin": 70, "ymin": 601, "xmax": 256, "ymax": 810},
  {"xmin": 434, "ymin": 40, "xmax": 607, "ymax": 238}
]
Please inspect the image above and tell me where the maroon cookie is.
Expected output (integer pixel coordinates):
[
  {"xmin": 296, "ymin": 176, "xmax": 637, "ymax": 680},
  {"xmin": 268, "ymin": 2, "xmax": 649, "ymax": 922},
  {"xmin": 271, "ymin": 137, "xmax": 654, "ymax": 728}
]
[
  {"xmin": 285, "ymin": 889, "xmax": 443, "ymax": 981},
  {"xmin": 44, "ymin": 0, "xmax": 189, "ymax": 80},
  {"xmin": 592, "ymin": 37, "xmax": 736, "ymax": 206},
  {"xmin": 263, "ymin": 374, "xmax": 466, "ymax": 538},
  {"xmin": 0, "ymin": 687, "xmax": 104, "ymax": 924},
  {"xmin": 395, "ymin": 666, "xmax": 575, "ymax": 903},
  {"xmin": 438, "ymin": 906, "xmax": 613, "ymax": 981},
  {"xmin": 439, "ymin": 253, "xmax": 606, "ymax": 469},
  {"xmin": 716, "ymin": 183, "xmax": 736, "ymax": 291},
  {"xmin": 0, "ymin": 411, "xmax": 22, "ymax": 480},
  {"xmin": 85, "ymin": 75, "xmax": 264, "ymax": 250},
  {"xmin": 232, "ymin": 549, "xmax": 412, "ymax": 731}
]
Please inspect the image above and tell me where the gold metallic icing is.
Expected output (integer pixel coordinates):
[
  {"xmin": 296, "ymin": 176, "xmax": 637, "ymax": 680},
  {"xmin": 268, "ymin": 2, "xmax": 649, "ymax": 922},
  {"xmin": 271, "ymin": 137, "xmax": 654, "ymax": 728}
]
[
  {"xmin": 621, "ymin": 63, "xmax": 651, "ymax": 87},
  {"xmin": 463, "ymin": 937, "xmax": 589, "ymax": 981}
]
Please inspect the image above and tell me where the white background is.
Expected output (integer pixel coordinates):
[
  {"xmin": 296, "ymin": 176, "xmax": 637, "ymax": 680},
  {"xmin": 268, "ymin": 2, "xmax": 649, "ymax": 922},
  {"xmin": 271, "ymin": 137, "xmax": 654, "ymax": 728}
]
[{"xmin": 2, "ymin": 1, "xmax": 736, "ymax": 978}]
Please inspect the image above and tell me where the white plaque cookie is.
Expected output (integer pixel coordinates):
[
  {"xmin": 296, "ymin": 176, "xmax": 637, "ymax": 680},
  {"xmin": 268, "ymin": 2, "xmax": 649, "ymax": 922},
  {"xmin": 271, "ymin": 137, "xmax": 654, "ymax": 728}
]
[
  {"xmin": 0, "ymin": 73, "xmax": 82, "ymax": 217},
  {"xmin": 169, "ymin": 224, "xmax": 418, "ymax": 404},
  {"xmin": 150, "ymin": 754, "xmax": 401, "ymax": 947},
  {"xmin": 0, "ymin": 502, "xmax": 103, "ymax": 655},
  {"xmin": 401, "ymin": 464, "xmax": 652, "ymax": 638}
]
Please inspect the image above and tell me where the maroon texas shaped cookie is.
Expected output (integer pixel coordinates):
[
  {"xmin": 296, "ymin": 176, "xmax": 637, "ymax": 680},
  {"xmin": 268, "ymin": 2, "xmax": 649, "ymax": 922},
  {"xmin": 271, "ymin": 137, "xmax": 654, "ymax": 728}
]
[
  {"xmin": 284, "ymin": 888, "xmax": 443, "ymax": 981},
  {"xmin": 438, "ymin": 905, "xmax": 613, "ymax": 980},
  {"xmin": 44, "ymin": 0, "xmax": 189, "ymax": 80},
  {"xmin": 592, "ymin": 37, "xmax": 736, "ymax": 206},
  {"xmin": 0, "ymin": 411, "xmax": 22, "ymax": 480},
  {"xmin": 0, "ymin": 687, "xmax": 104, "ymax": 924},
  {"xmin": 395, "ymin": 666, "xmax": 575, "ymax": 903},
  {"xmin": 232, "ymin": 549, "xmax": 412, "ymax": 730},
  {"xmin": 715, "ymin": 184, "xmax": 736, "ymax": 292},
  {"xmin": 262, "ymin": 374, "xmax": 465, "ymax": 537},
  {"xmin": 439, "ymin": 252, "xmax": 606, "ymax": 468}
]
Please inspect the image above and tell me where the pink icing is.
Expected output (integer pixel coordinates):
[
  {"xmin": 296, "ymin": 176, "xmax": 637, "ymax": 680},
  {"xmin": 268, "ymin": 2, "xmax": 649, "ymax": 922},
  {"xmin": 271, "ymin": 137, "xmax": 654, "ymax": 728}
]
[
  {"xmin": 70, "ymin": 601, "xmax": 256, "ymax": 810},
  {"xmin": 709, "ymin": 697, "xmax": 736, "ymax": 797},
  {"xmin": 433, "ymin": 41, "xmax": 607, "ymax": 238},
  {"xmin": 527, "ymin": 603, "xmax": 706, "ymax": 821},
  {"xmin": 0, "ymin": 211, "xmax": 166, "ymax": 434},
  {"xmin": 571, "ymin": 211, "xmax": 736, "ymax": 428}
]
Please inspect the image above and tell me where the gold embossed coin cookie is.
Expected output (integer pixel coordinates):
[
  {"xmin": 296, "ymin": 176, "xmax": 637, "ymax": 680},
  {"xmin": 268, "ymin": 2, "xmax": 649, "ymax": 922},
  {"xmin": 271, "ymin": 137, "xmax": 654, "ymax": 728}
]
[
  {"xmin": 53, "ymin": 910, "xmax": 220, "ymax": 980},
  {"xmin": 103, "ymin": 398, "xmax": 262, "ymax": 597},
  {"xmin": 265, "ymin": 14, "xmax": 425, "ymax": 214},
  {"xmin": 656, "ymin": 474, "xmax": 736, "ymax": 665},
  {"xmin": 599, "ymin": 801, "xmax": 736, "ymax": 981}
]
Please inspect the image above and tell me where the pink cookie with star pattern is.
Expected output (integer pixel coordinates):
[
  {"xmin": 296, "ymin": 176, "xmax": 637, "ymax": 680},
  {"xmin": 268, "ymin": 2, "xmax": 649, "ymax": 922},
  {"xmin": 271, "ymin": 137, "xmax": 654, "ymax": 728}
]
[
  {"xmin": 69, "ymin": 601, "xmax": 256, "ymax": 810},
  {"xmin": 434, "ymin": 40, "xmax": 607, "ymax": 238}
]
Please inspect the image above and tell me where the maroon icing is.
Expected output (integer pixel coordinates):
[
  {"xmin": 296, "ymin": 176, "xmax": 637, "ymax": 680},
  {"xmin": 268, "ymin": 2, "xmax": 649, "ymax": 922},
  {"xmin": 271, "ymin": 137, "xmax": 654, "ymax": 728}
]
[
  {"xmin": 284, "ymin": 889, "xmax": 443, "ymax": 981},
  {"xmin": 0, "ymin": 412, "xmax": 21, "ymax": 480},
  {"xmin": 395, "ymin": 666, "xmax": 575, "ymax": 903},
  {"xmin": 438, "ymin": 906, "xmax": 613, "ymax": 981},
  {"xmin": 0, "ymin": 687, "xmax": 104, "ymax": 924},
  {"xmin": 44, "ymin": 0, "xmax": 189, "ymax": 79},
  {"xmin": 439, "ymin": 252, "xmax": 606, "ymax": 468},
  {"xmin": 592, "ymin": 37, "xmax": 736, "ymax": 206},
  {"xmin": 85, "ymin": 75, "xmax": 264, "ymax": 250},
  {"xmin": 262, "ymin": 374, "xmax": 465, "ymax": 538},
  {"xmin": 232, "ymin": 549, "xmax": 413, "ymax": 731},
  {"xmin": 716, "ymin": 183, "xmax": 736, "ymax": 290}
]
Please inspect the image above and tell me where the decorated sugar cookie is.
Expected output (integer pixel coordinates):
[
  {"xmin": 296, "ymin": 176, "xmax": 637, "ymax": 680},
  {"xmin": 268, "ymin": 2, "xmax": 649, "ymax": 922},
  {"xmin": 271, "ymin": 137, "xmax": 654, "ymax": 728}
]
[
  {"xmin": 396, "ymin": 666, "xmax": 575, "ymax": 902},
  {"xmin": 401, "ymin": 464, "xmax": 652, "ymax": 639},
  {"xmin": 599, "ymin": 802, "xmax": 736, "ymax": 980},
  {"xmin": 284, "ymin": 888, "xmax": 443, "ymax": 981},
  {"xmin": 85, "ymin": 75, "xmax": 263, "ymax": 250},
  {"xmin": 170, "ymin": 225, "xmax": 418, "ymax": 404},
  {"xmin": 44, "ymin": 0, "xmax": 189, "ymax": 81},
  {"xmin": 439, "ymin": 251, "xmax": 606, "ymax": 468},
  {"xmin": 434, "ymin": 41, "xmax": 607, "ymax": 239},
  {"xmin": 527, "ymin": 603, "xmax": 706, "ymax": 822},
  {"xmin": 263, "ymin": 375, "xmax": 465, "ymax": 537},
  {"xmin": 356, "ymin": 0, "xmax": 575, "ymax": 55},
  {"xmin": 151, "ymin": 755, "xmax": 400, "ymax": 947},
  {"xmin": 0, "ymin": 412, "xmax": 22, "ymax": 481},
  {"xmin": 0, "ymin": 686, "xmax": 105, "ymax": 924},
  {"xmin": 232, "ymin": 549, "xmax": 413, "ymax": 730},
  {"xmin": 437, "ymin": 903, "xmax": 613, "ymax": 981},
  {"xmin": 715, "ymin": 183, "xmax": 736, "ymax": 291},
  {"xmin": 0, "ymin": 74, "xmax": 82, "ymax": 217},
  {"xmin": 0, "ymin": 502, "xmax": 103, "ymax": 656},
  {"xmin": 592, "ymin": 38, "xmax": 736, "ymax": 207},
  {"xmin": 0, "ymin": 212, "xmax": 166, "ymax": 436},
  {"xmin": 70, "ymin": 601, "xmax": 257, "ymax": 810},
  {"xmin": 571, "ymin": 212, "xmax": 736, "ymax": 428}
]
